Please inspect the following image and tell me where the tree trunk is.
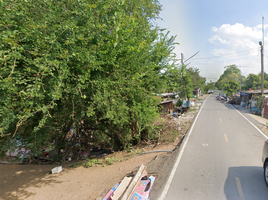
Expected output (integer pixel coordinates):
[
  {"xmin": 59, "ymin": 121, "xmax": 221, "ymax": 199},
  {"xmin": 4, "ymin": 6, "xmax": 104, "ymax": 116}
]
[{"xmin": 131, "ymin": 118, "xmax": 139, "ymax": 145}]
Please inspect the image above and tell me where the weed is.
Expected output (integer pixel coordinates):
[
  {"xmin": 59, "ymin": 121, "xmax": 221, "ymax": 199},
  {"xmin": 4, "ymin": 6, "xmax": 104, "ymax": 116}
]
[
  {"xmin": 106, "ymin": 157, "xmax": 115, "ymax": 165},
  {"xmin": 190, "ymin": 108, "xmax": 196, "ymax": 112},
  {"xmin": 129, "ymin": 149, "xmax": 135, "ymax": 155},
  {"xmin": 82, "ymin": 156, "xmax": 121, "ymax": 168},
  {"xmin": 83, "ymin": 158, "xmax": 99, "ymax": 168},
  {"xmin": 170, "ymin": 130, "xmax": 178, "ymax": 142},
  {"xmin": 72, "ymin": 162, "xmax": 79, "ymax": 168},
  {"xmin": 136, "ymin": 149, "xmax": 144, "ymax": 154}
]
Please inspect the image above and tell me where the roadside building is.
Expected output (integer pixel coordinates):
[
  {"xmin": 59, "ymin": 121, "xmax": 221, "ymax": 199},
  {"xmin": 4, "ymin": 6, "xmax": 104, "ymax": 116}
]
[
  {"xmin": 241, "ymin": 89, "xmax": 268, "ymax": 117},
  {"xmin": 193, "ymin": 88, "xmax": 201, "ymax": 98}
]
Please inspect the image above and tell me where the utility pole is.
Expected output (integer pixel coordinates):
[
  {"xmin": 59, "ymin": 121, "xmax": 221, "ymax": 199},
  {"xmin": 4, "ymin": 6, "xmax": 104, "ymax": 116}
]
[
  {"xmin": 197, "ymin": 74, "xmax": 199, "ymax": 88},
  {"xmin": 181, "ymin": 53, "xmax": 184, "ymax": 65},
  {"xmin": 260, "ymin": 16, "xmax": 264, "ymax": 95},
  {"xmin": 239, "ymin": 66, "xmax": 242, "ymax": 93},
  {"xmin": 259, "ymin": 16, "xmax": 265, "ymax": 117},
  {"xmin": 261, "ymin": 42, "xmax": 264, "ymax": 95}
]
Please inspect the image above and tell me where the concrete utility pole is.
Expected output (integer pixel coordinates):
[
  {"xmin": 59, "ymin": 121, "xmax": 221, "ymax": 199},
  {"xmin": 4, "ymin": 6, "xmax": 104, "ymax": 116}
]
[
  {"xmin": 260, "ymin": 41, "xmax": 264, "ymax": 95},
  {"xmin": 260, "ymin": 16, "xmax": 264, "ymax": 95},
  {"xmin": 181, "ymin": 53, "xmax": 184, "ymax": 65},
  {"xmin": 197, "ymin": 74, "xmax": 199, "ymax": 88},
  {"xmin": 239, "ymin": 66, "xmax": 242, "ymax": 93}
]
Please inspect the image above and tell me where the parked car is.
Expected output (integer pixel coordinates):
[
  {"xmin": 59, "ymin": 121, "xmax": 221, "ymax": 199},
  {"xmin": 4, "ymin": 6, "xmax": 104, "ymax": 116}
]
[
  {"xmin": 208, "ymin": 89, "xmax": 213, "ymax": 94},
  {"xmin": 262, "ymin": 140, "xmax": 268, "ymax": 187}
]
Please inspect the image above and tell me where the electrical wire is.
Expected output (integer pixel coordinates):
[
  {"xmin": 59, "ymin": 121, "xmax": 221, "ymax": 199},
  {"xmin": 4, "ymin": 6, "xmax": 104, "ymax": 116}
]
[{"xmin": 194, "ymin": 50, "xmax": 259, "ymax": 62}]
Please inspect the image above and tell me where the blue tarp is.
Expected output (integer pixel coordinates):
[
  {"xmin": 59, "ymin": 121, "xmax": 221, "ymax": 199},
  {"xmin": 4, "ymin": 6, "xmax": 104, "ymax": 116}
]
[
  {"xmin": 182, "ymin": 100, "xmax": 191, "ymax": 107},
  {"xmin": 252, "ymin": 107, "xmax": 262, "ymax": 114},
  {"xmin": 240, "ymin": 92, "xmax": 249, "ymax": 96}
]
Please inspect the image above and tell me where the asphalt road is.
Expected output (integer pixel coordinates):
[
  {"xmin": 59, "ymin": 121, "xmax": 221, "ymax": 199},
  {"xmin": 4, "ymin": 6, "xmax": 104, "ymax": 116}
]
[{"xmin": 161, "ymin": 91, "xmax": 268, "ymax": 200}]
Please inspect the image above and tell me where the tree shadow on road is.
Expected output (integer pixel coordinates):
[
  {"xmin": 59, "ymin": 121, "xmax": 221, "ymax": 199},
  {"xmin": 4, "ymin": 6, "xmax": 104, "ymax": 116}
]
[{"xmin": 224, "ymin": 166, "xmax": 268, "ymax": 200}]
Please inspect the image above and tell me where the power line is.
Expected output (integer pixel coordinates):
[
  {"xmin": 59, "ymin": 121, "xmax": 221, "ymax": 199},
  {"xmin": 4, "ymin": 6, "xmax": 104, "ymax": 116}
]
[
  {"xmin": 192, "ymin": 48, "xmax": 259, "ymax": 61},
  {"xmin": 193, "ymin": 53, "xmax": 259, "ymax": 65},
  {"xmin": 184, "ymin": 51, "xmax": 200, "ymax": 63}
]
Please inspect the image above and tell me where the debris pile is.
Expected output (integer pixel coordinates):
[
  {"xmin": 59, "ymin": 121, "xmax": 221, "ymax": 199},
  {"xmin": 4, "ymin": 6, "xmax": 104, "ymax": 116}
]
[{"xmin": 103, "ymin": 164, "xmax": 155, "ymax": 200}]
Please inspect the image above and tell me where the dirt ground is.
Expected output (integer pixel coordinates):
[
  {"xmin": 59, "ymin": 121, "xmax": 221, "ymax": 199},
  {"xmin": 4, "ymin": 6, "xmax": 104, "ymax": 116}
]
[{"xmin": 0, "ymin": 96, "xmax": 208, "ymax": 200}]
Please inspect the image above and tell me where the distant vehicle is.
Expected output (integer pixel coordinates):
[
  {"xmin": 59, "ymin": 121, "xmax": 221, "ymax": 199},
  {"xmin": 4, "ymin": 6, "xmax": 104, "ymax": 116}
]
[
  {"xmin": 220, "ymin": 95, "xmax": 227, "ymax": 102},
  {"xmin": 208, "ymin": 89, "xmax": 213, "ymax": 94},
  {"xmin": 262, "ymin": 140, "xmax": 268, "ymax": 187}
]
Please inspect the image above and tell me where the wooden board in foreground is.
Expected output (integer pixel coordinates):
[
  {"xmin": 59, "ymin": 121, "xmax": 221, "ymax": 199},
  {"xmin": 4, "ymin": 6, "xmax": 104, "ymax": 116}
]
[
  {"xmin": 111, "ymin": 176, "xmax": 132, "ymax": 200},
  {"xmin": 121, "ymin": 164, "xmax": 146, "ymax": 200}
]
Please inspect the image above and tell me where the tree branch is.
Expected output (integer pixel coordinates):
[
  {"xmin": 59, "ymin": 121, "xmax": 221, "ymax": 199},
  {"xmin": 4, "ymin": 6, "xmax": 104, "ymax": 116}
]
[{"xmin": 8, "ymin": 58, "xmax": 16, "ymax": 79}]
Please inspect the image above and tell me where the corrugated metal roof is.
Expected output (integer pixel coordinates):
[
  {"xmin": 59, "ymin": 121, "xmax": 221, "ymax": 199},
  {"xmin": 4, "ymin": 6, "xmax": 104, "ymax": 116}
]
[
  {"xmin": 242, "ymin": 89, "xmax": 268, "ymax": 94},
  {"xmin": 159, "ymin": 100, "xmax": 173, "ymax": 104}
]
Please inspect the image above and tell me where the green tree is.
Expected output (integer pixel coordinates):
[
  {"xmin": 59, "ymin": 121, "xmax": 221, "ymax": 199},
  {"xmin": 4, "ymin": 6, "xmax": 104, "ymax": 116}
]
[
  {"xmin": 223, "ymin": 80, "xmax": 239, "ymax": 96},
  {"xmin": 187, "ymin": 67, "xmax": 206, "ymax": 94},
  {"xmin": 244, "ymin": 73, "xmax": 261, "ymax": 90},
  {"xmin": 203, "ymin": 81, "xmax": 215, "ymax": 94},
  {"xmin": 187, "ymin": 68, "xmax": 204, "ymax": 87},
  {"xmin": 0, "ymin": 0, "xmax": 177, "ymax": 155},
  {"xmin": 179, "ymin": 65, "xmax": 194, "ymax": 99},
  {"xmin": 164, "ymin": 65, "xmax": 181, "ymax": 93},
  {"xmin": 215, "ymin": 64, "xmax": 240, "ymax": 89}
]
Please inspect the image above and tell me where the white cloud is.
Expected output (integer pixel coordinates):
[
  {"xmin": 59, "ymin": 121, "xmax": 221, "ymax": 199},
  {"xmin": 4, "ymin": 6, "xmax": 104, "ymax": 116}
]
[
  {"xmin": 209, "ymin": 23, "xmax": 263, "ymax": 49},
  {"xmin": 206, "ymin": 23, "xmax": 266, "ymax": 76},
  {"xmin": 190, "ymin": 22, "xmax": 268, "ymax": 82},
  {"xmin": 210, "ymin": 49, "xmax": 236, "ymax": 57}
]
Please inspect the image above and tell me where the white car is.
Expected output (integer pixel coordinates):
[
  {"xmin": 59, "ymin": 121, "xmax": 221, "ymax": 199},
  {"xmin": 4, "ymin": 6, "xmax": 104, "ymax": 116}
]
[
  {"xmin": 262, "ymin": 140, "xmax": 268, "ymax": 187},
  {"xmin": 208, "ymin": 89, "xmax": 213, "ymax": 94}
]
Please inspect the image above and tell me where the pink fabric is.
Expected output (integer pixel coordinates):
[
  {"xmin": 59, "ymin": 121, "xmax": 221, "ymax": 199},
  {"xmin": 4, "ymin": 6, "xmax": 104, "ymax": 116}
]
[
  {"xmin": 103, "ymin": 183, "xmax": 119, "ymax": 200},
  {"xmin": 129, "ymin": 175, "xmax": 156, "ymax": 200}
]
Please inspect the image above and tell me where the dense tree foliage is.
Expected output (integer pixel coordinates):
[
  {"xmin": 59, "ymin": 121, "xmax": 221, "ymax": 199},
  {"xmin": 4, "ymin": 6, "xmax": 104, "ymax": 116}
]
[
  {"xmin": 244, "ymin": 74, "xmax": 261, "ymax": 90},
  {"xmin": 187, "ymin": 67, "xmax": 206, "ymax": 90},
  {"xmin": 223, "ymin": 80, "xmax": 239, "ymax": 96},
  {"xmin": 164, "ymin": 64, "xmax": 195, "ymax": 99},
  {"xmin": 0, "ymin": 0, "xmax": 179, "ymax": 156},
  {"xmin": 203, "ymin": 81, "xmax": 215, "ymax": 93},
  {"xmin": 215, "ymin": 65, "xmax": 240, "ymax": 90},
  {"xmin": 242, "ymin": 72, "xmax": 268, "ymax": 90},
  {"xmin": 180, "ymin": 65, "xmax": 194, "ymax": 99},
  {"xmin": 214, "ymin": 64, "xmax": 268, "ymax": 95}
]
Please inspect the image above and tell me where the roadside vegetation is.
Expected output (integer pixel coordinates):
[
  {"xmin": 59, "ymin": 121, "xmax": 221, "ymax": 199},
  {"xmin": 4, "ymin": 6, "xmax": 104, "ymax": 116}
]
[
  {"xmin": 207, "ymin": 64, "xmax": 268, "ymax": 96},
  {"xmin": 0, "ymin": 0, "xmax": 212, "ymax": 162}
]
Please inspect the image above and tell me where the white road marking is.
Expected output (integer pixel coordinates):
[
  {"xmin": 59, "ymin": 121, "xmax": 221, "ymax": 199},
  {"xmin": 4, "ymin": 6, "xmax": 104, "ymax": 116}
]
[
  {"xmin": 230, "ymin": 104, "xmax": 268, "ymax": 139},
  {"xmin": 224, "ymin": 134, "xmax": 228, "ymax": 142},
  {"xmin": 158, "ymin": 97, "xmax": 208, "ymax": 200},
  {"xmin": 235, "ymin": 177, "xmax": 245, "ymax": 200}
]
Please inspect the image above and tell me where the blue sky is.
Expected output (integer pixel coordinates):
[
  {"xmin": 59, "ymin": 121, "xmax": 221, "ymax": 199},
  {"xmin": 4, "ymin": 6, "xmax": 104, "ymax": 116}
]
[{"xmin": 156, "ymin": 0, "xmax": 268, "ymax": 82}]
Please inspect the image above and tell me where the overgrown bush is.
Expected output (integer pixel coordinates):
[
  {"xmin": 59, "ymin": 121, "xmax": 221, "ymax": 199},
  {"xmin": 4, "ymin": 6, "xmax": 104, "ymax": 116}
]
[{"xmin": 0, "ymin": 0, "xmax": 177, "ymax": 155}]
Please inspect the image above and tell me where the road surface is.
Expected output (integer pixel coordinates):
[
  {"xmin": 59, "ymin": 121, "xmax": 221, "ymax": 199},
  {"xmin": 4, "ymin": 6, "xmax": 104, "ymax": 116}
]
[{"xmin": 162, "ymin": 92, "xmax": 268, "ymax": 200}]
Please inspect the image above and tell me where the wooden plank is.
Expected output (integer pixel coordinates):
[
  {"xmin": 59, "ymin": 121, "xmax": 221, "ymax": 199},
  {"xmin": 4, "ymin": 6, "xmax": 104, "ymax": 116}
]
[
  {"xmin": 111, "ymin": 177, "xmax": 132, "ymax": 200},
  {"xmin": 121, "ymin": 164, "xmax": 146, "ymax": 200},
  {"xmin": 127, "ymin": 168, "xmax": 148, "ymax": 199}
]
